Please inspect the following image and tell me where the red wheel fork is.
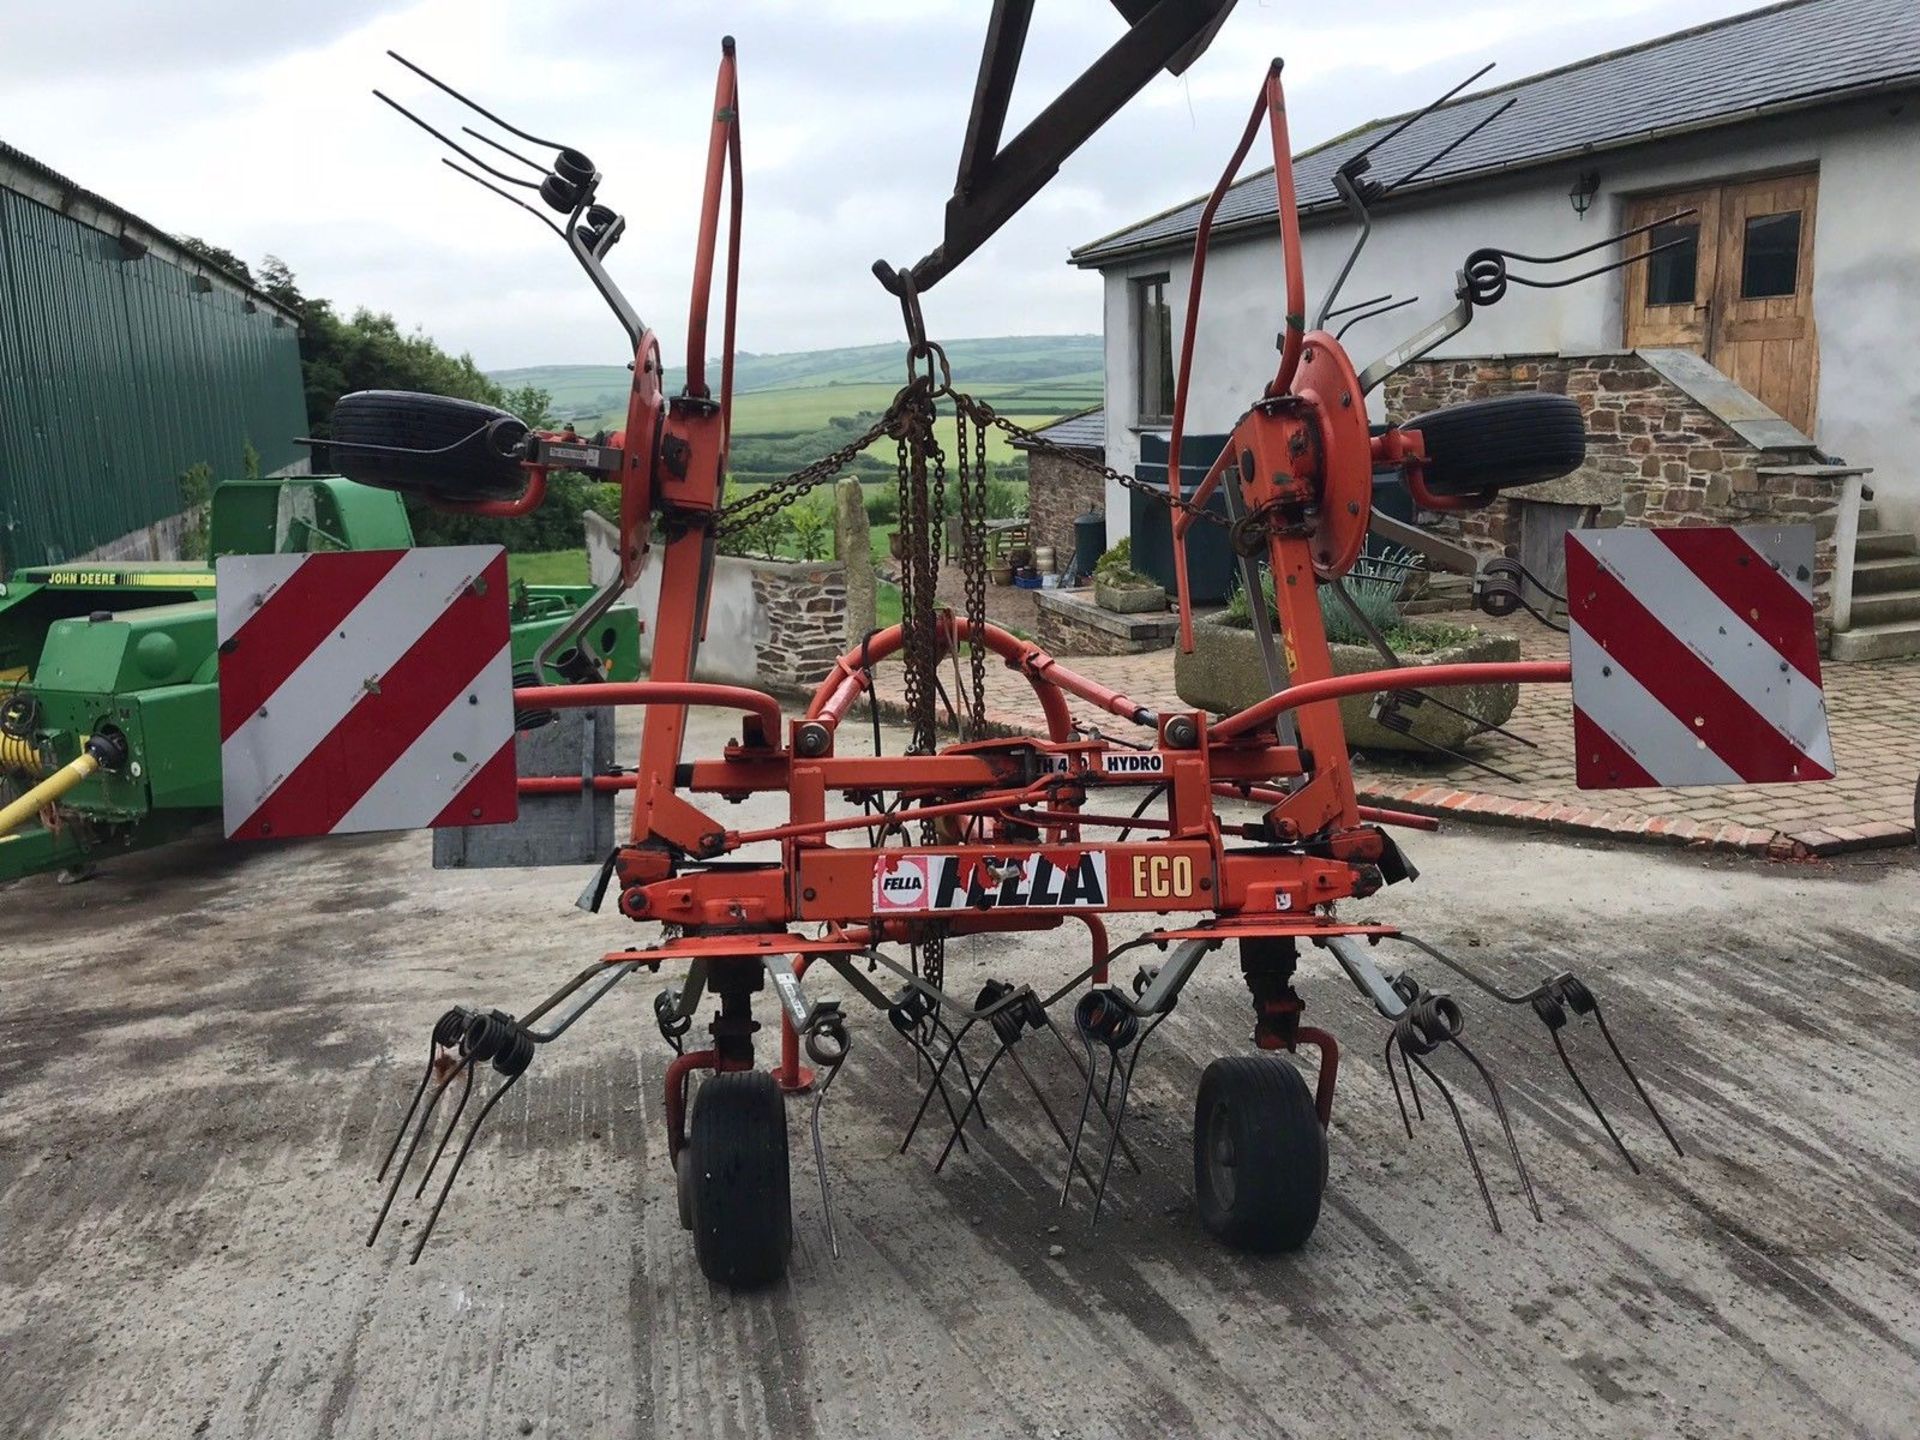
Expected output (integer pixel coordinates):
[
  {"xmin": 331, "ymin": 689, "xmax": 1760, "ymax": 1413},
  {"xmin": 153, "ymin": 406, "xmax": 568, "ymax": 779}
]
[{"xmin": 1295, "ymin": 1027, "xmax": 1340, "ymax": 1128}]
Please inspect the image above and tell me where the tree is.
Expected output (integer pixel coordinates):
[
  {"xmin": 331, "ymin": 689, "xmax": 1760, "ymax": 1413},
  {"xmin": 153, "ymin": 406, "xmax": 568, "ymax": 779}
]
[
  {"xmin": 173, "ymin": 235, "xmax": 253, "ymax": 286},
  {"xmin": 216, "ymin": 252, "xmax": 590, "ymax": 553}
]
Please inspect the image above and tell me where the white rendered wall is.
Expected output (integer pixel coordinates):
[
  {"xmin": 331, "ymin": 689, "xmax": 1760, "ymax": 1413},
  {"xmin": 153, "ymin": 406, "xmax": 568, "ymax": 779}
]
[{"xmin": 1097, "ymin": 96, "xmax": 1920, "ymax": 534}]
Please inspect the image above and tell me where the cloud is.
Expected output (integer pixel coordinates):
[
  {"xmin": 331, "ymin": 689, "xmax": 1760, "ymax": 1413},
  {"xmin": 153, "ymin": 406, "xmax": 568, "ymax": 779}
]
[{"xmin": 0, "ymin": 0, "xmax": 1762, "ymax": 371}]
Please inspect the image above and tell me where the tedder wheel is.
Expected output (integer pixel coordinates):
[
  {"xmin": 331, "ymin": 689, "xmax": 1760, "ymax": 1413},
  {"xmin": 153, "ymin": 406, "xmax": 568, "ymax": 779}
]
[
  {"xmin": 686, "ymin": 1070, "xmax": 792, "ymax": 1287},
  {"xmin": 674, "ymin": 1150, "xmax": 695, "ymax": 1231},
  {"xmin": 327, "ymin": 389, "xmax": 530, "ymax": 501},
  {"xmin": 1193, "ymin": 1055, "xmax": 1327, "ymax": 1253},
  {"xmin": 1405, "ymin": 392, "xmax": 1586, "ymax": 497}
]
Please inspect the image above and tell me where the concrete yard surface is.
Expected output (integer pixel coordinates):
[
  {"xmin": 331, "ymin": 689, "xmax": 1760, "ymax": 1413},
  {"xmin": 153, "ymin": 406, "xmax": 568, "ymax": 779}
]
[{"xmin": 2, "ymin": 709, "xmax": 1918, "ymax": 1439}]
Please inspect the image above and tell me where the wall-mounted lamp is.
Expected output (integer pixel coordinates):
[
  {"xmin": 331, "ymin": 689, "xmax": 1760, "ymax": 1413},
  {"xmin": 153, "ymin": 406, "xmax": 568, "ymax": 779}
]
[
  {"xmin": 1568, "ymin": 170, "xmax": 1600, "ymax": 219},
  {"xmin": 190, "ymin": 274, "xmax": 213, "ymax": 294},
  {"xmin": 115, "ymin": 232, "xmax": 148, "ymax": 262},
  {"xmin": 243, "ymin": 299, "xmax": 258, "ymax": 314}
]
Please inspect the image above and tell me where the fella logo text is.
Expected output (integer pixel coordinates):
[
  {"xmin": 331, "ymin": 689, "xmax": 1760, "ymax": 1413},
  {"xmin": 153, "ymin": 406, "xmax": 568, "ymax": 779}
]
[{"xmin": 872, "ymin": 853, "xmax": 1108, "ymax": 911}]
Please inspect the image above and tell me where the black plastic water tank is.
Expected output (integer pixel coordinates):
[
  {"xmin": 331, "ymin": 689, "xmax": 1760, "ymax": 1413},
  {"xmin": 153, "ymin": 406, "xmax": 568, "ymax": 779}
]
[
  {"xmin": 1072, "ymin": 509, "xmax": 1106, "ymax": 583},
  {"xmin": 1131, "ymin": 433, "xmax": 1232, "ymax": 604}
]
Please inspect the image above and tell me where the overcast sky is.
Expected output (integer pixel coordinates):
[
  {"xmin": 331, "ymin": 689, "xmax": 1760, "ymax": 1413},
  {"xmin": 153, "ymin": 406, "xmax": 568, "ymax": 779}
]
[{"xmin": 2, "ymin": 0, "xmax": 1764, "ymax": 372}]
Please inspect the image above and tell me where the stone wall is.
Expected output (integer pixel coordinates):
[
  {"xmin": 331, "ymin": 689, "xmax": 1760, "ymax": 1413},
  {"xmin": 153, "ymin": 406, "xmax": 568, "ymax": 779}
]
[
  {"xmin": 1025, "ymin": 448, "xmax": 1104, "ymax": 578},
  {"xmin": 585, "ymin": 512, "xmax": 848, "ymax": 690},
  {"xmin": 748, "ymin": 560, "xmax": 847, "ymax": 689},
  {"xmin": 1381, "ymin": 351, "xmax": 1839, "ymax": 613}
]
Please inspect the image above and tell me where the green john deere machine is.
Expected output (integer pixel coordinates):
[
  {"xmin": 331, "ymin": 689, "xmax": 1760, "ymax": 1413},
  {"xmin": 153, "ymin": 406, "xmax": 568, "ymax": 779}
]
[{"xmin": 0, "ymin": 474, "xmax": 640, "ymax": 883}]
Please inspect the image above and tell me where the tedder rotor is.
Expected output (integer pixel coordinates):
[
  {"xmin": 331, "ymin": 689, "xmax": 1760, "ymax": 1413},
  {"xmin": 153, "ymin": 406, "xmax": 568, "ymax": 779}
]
[{"xmin": 295, "ymin": 6, "xmax": 1836, "ymax": 1288}]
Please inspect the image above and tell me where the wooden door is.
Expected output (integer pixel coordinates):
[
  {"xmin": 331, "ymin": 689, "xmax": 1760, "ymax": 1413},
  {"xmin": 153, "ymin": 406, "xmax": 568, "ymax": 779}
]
[
  {"xmin": 1623, "ymin": 172, "xmax": 1820, "ymax": 433},
  {"xmin": 1710, "ymin": 173, "xmax": 1819, "ymax": 433},
  {"xmin": 1622, "ymin": 186, "xmax": 1722, "ymax": 350}
]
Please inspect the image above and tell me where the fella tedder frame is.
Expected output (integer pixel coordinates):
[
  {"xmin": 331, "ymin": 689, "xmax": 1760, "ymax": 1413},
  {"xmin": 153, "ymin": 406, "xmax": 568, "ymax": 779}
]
[{"xmin": 334, "ymin": 2, "xmax": 1815, "ymax": 1289}]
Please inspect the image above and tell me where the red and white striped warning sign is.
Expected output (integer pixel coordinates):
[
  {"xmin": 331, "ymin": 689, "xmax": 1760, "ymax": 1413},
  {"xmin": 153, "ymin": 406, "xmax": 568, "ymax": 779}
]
[
  {"xmin": 216, "ymin": 546, "xmax": 517, "ymax": 839},
  {"xmin": 1567, "ymin": 525, "xmax": 1833, "ymax": 789}
]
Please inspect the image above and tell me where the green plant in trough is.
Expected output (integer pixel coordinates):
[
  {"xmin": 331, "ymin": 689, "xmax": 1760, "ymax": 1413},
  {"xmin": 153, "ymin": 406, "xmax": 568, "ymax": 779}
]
[
  {"xmin": 1222, "ymin": 546, "xmax": 1472, "ymax": 654},
  {"xmin": 1093, "ymin": 537, "xmax": 1155, "ymax": 587}
]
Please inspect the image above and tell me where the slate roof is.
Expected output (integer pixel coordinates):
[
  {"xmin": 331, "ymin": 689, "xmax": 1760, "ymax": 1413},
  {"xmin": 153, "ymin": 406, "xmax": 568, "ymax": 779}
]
[
  {"xmin": 1072, "ymin": 0, "xmax": 1920, "ymax": 267},
  {"xmin": 1010, "ymin": 406, "xmax": 1105, "ymax": 453}
]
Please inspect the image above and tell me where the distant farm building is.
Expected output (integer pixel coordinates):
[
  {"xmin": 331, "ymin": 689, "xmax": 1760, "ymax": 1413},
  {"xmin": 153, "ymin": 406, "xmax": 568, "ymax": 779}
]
[{"xmin": 0, "ymin": 142, "xmax": 306, "ymax": 573}]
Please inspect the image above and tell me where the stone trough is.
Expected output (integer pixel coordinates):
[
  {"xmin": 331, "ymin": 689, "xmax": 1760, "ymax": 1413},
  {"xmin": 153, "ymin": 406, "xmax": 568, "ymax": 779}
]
[{"xmin": 1173, "ymin": 613, "xmax": 1520, "ymax": 753}]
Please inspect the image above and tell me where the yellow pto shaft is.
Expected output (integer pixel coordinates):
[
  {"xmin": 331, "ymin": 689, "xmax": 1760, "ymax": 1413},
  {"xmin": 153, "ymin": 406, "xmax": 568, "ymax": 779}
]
[{"xmin": 0, "ymin": 752, "xmax": 100, "ymax": 839}]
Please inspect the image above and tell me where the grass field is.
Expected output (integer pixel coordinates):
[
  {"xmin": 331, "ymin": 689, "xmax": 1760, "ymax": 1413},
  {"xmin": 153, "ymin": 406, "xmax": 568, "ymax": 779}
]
[
  {"xmin": 493, "ymin": 334, "xmax": 1100, "ymax": 419},
  {"xmin": 724, "ymin": 385, "xmax": 1072, "ymax": 468},
  {"xmin": 492, "ymin": 335, "xmax": 1101, "ymax": 473},
  {"xmin": 507, "ymin": 549, "xmax": 589, "ymax": 587}
]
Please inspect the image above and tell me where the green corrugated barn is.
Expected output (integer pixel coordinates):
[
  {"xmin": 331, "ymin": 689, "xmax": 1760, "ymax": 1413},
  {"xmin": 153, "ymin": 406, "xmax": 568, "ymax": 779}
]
[{"xmin": 0, "ymin": 142, "xmax": 306, "ymax": 575}]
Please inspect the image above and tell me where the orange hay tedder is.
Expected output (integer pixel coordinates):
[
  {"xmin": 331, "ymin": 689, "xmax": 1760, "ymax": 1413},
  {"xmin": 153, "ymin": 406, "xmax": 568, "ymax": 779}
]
[{"xmin": 328, "ymin": 3, "xmax": 1828, "ymax": 1287}]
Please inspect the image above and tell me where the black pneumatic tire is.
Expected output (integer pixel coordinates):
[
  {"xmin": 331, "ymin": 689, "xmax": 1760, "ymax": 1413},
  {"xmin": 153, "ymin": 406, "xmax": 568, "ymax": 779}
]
[
  {"xmin": 686, "ymin": 1070, "xmax": 792, "ymax": 1288},
  {"xmin": 1404, "ymin": 392, "xmax": 1586, "ymax": 497},
  {"xmin": 328, "ymin": 389, "xmax": 529, "ymax": 501},
  {"xmin": 1193, "ymin": 1055, "xmax": 1327, "ymax": 1253}
]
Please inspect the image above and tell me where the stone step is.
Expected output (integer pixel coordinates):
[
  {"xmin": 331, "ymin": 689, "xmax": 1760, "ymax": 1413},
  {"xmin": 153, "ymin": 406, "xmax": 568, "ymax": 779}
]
[
  {"xmin": 1847, "ymin": 587, "xmax": 1920, "ymax": 627},
  {"xmin": 1851, "ymin": 554, "xmax": 1920, "ymax": 595},
  {"xmin": 1857, "ymin": 529, "xmax": 1919, "ymax": 560},
  {"xmin": 1831, "ymin": 616, "xmax": 1920, "ymax": 662},
  {"xmin": 1815, "ymin": 504, "xmax": 1879, "ymax": 539}
]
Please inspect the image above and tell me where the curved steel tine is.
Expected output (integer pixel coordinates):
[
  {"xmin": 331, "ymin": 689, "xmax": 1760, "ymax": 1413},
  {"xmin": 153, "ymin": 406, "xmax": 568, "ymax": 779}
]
[
  {"xmin": 410, "ymin": 1072, "xmax": 523, "ymax": 1264},
  {"xmin": 1385, "ymin": 1031, "xmax": 1416, "ymax": 1138},
  {"xmin": 1059, "ymin": 1027, "xmax": 1103, "ymax": 1208},
  {"xmin": 1336, "ymin": 294, "xmax": 1419, "ymax": 342},
  {"xmin": 1410, "ymin": 1051, "xmax": 1500, "ymax": 1233},
  {"xmin": 1499, "ymin": 208, "xmax": 1697, "ymax": 268},
  {"xmin": 1382, "ymin": 1029, "xmax": 1428, "ymax": 1144},
  {"xmin": 903, "ymin": 1027, "xmax": 971, "ymax": 1155},
  {"xmin": 1508, "ymin": 236, "xmax": 1690, "ymax": 291},
  {"xmin": 367, "ymin": 1057, "xmax": 468, "ymax": 1245},
  {"xmin": 414, "ymin": 1058, "xmax": 477, "ymax": 1199},
  {"xmin": 386, "ymin": 50, "xmax": 569, "ymax": 151},
  {"xmin": 1549, "ymin": 1026, "xmax": 1638, "ymax": 1174},
  {"xmin": 1382, "ymin": 97, "xmax": 1516, "ymax": 196},
  {"xmin": 1448, "ymin": 1035, "xmax": 1542, "ymax": 1222},
  {"xmin": 810, "ymin": 1055, "xmax": 846, "ymax": 1259},
  {"xmin": 932, "ymin": 1037, "xmax": 1013, "ymax": 1174},
  {"xmin": 900, "ymin": 1014, "xmax": 978, "ymax": 1152},
  {"xmin": 933, "ymin": 1014, "xmax": 989, "ymax": 1128},
  {"xmin": 1089, "ymin": 1013, "xmax": 1167, "ymax": 1232},
  {"xmin": 1003, "ymin": 1042, "xmax": 1102, "ymax": 1193},
  {"xmin": 1043, "ymin": 1012, "xmax": 1142, "ymax": 1174},
  {"xmin": 376, "ymin": 1038, "xmax": 439, "ymax": 1182},
  {"xmin": 373, "ymin": 91, "xmax": 540, "ymax": 190},
  {"xmin": 1588, "ymin": 999, "xmax": 1684, "ymax": 1158}
]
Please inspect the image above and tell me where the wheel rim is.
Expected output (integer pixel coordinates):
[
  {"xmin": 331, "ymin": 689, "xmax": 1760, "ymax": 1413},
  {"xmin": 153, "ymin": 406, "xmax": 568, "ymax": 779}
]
[{"xmin": 1205, "ymin": 1098, "xmax": 1237, "ymax": 1209}]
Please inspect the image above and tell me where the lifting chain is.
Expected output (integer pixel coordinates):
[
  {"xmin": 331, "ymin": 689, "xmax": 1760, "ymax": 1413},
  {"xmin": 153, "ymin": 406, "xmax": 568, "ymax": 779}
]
[
  {"xmin": 957, "ymin": 400, "xmax": 989, "ymax": 738},
  {"xmin": 960, "ymin": 403, "xmax": 1232, "ymax": 532},
  {"xmin": 709, "ymin": 411, "xmax": 894, "ymax": 540},
  {"xmin": 892, "ymin": 375, "xmax": 942, "ymax": 760}
]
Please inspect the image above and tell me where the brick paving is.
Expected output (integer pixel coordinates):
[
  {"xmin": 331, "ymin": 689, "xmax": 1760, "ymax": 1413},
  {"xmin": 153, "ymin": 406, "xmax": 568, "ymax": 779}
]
[{"xmin": 870, "ymin": 608, "xmax": 1918, "ymax": 858}]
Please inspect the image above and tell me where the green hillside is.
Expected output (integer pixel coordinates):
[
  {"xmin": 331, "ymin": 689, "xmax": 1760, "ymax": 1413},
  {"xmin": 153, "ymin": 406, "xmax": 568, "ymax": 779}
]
[
  {"xmin": 491, "ymin": 334, "xmax": 1101, "ymax": 431},
  {"xmin": 493, "ymin": 334, "xmax": 1101, "ymax": 492}
]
